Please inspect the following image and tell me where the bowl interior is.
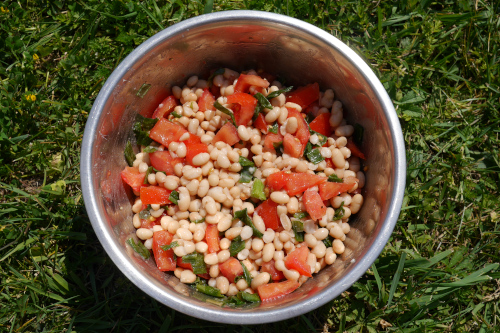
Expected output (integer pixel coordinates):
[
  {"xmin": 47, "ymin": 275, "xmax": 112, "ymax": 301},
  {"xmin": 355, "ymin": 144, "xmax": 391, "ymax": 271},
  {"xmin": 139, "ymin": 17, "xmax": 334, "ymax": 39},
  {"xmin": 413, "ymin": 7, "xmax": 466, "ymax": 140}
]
[{"xmin": 82, "ymin": 11, "xmax": 405, "ymax": 324}]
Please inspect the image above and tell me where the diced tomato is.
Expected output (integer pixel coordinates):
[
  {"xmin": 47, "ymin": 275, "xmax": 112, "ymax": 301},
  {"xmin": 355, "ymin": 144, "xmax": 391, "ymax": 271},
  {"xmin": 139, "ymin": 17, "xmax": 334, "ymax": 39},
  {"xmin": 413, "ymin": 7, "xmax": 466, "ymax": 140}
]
[
  {"xmin": 261, "ymin": 259, "xmax": 285, "ymax": 281},
  {"xmin": 283, "ymin": 133, "xmax": 302, "ymax": 158},
  {"xmin": 283, "ymin": 173, "xmax": 327, "ymax": 196},
  {"xmin": 263, "ymin": 132, "xmax": 283, "ymax": 153},
  {"xmin": 152, "ymin": 96, "xmax": 178, "ymax": 119},
  {"xmin": 255, "ymin": 199, "xmax": 280, "ymax": 230},
  {"xmin": 185, "ymin": 142, "xmax": 209, "ymax": 166},
  {"xmin": 149, "ymin": 118, "xmax": 188, "ymax": 147},
  {"xmin": 266, "ymin": 171, "xmax": 289, "ymax": 191},
  {"xmin": 140, "ymin": 218, "xmax": 157, "ymax": 229},
  {"xmin": 219, "ymin": 257, "xmax": 243, "ymax": 283},
  {"xmin": 121, "ymin": 167, "xmax": 145, "ymax": 192},
  {"xmin": 234, "ymin": 74, "xmax": 270, "ymax": 94},
  {"xmin": 302, "ymin": 188, "xmax": 327, "ymax": 222},
  {"xmin": 254, "ymin": 113, "xmax": 268, "ymax": 134},
  {"xmin": 140, "ymin": 186, "xmax": 172, "ymax": 205},
  {"xmin": 198, "ymin": 89, "xmax": 216, "ymax": 112},
  {"xmin": 325, "ymin": 158, "xmax": 334, "ymax": 169},
  {"xmin": 346, "ymin": 139, "xmax": 366, "ymax": 159},
  {"xmin": 287, "ymin": 108, "xmax": 310, "ymax": 155},
  {"xmin": 149, "ymin": 151, "xmax": 183, "ymax": 175},
  {"xmin": 284, "ymin": 245, "xmax": 312, "ymax": 277},
  {"xmin": 257, "ymin": 280, "xmax": 300, "ymax": 302},
  {"xmin": 309, "ymin": 113, "xmax": 333, "ymax": 137},
  {"xmin": 285, "ymin": 82, "xmax": 320, "ymax": 109},
  {"xmin": 318, "ymin": 181, "xmax": 357, "ymax": 201},
  {"xmin": 226, "ymin": 92, "xmax": 258, "ymax": 127},
  {"xmin": 152, "ymin": 230, "xmax": 176, "ymax": 271},
  {"xmin": 213, "ymin": 122, "xmax": 239, "ymax": 146},
  {"xmin": 205, "ymin": 224, "xmax": 220, "ymax": 254}
]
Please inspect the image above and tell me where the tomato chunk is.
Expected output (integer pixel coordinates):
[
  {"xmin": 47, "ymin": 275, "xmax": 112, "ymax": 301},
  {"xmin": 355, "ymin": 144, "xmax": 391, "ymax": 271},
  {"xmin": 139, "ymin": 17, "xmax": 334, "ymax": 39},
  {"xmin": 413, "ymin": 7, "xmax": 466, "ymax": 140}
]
[
  {"xmin": 185, "ymin": 142, "xmax": 209, "ymax": 166},
  {"xmin": 121, "ymin": 167, "xmax": 145, "ymax": 192},
  {"xmin": 213, "ymin": 122, "xmax": 239, "ymax": 146},
  {"xmin": 283, "ymin": 173, "xmax": 327, "ymax": 196},
  {"xmin": 149, "ymin": 151, "xmax": 183, "ymax": 175},
  {"xmin": 318, "ymin": 181, "xmax": 357, "ymax": 201},
  {"xmin": 309, "ymin": 113, "xmax": 332, "ymax": 137},
  {"xmin": 261, "ymin": 259, "xmax": 285, "ymax": 281},
  {"xmin": 302, "ymin": 188, "xmax": 327, "ymax": 222},
  {"xmin": 255, "ymin": 199, "xmax": 280, "ymax": 230},
  {"xmin": 152, "ymin": 230, "xmax": 176, "ymax": 271},
  {"xmin": 198, "ymin": 89, "xmax": 216, "ymax": 112},
  {"xmin": 263, "ymin": 132, "xmax": 283, "ymax": 153},
  {"xmin": 205, "ymin": 224, "xmax": 220, "ymax": 254},
  {"xmin": 234, "ymin": 74, "xmax": 270, "ymax": 94},
  {"xmin": 287, "ymin": 108, "xmax": 310, "ymax": 155},
  {"xmin": 149, "ymin": 118, "xmax": 188, "ymax": 147},
  {"xmin": 346, "ymin": 138, "xmax": 366, "ymax": 159},
  {"xmin": 219, "ymin": 257, "xmax": 243, "ymax": 283},
  {"xmin": 152, "ymin": 96, "xmax": 178, "ymax": 119},
  {"xmin": 285, "ymin": 245, "xmax": 312, "ymax": 277},
  {"xmin": 257, "ymin": 280, "xmax": 300, "ymax": 302},
  {"xmin": 254, "ymin": 113, "xmax": 268, "ymax": 134},
  {"xmin": 266, "ymin": 171, "xmax": 289, "ymax": 191},
  {"xmin": 140, "ymin": 186, "xmax": 172, "ymax": 205},
  {"xmin": 226, "ymin": 92, "xmax": 258, "ymax": 127},
  {"xmin": 285, "ymin": 82, "xmax": 320, "ymax": 109},
  {"xmin": 283, "ymin": 133, "xmax": 302, "ymax": 158}
]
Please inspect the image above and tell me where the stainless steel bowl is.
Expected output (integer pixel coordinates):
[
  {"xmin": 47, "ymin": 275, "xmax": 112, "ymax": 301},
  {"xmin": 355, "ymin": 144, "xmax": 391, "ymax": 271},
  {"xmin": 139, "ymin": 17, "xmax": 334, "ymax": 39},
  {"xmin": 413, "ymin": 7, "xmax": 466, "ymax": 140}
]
[{"xmin": 81, "ymin": 10, "xmax": 405, "ymax": 324}]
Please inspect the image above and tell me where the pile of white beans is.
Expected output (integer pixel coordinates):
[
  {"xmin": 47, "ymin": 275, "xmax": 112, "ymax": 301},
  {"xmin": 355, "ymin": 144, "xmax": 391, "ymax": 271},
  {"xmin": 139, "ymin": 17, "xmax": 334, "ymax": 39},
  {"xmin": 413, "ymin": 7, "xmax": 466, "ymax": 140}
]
[{"xmin": 129, "ymin": 68, "xmax": 365, "ymax": 296}]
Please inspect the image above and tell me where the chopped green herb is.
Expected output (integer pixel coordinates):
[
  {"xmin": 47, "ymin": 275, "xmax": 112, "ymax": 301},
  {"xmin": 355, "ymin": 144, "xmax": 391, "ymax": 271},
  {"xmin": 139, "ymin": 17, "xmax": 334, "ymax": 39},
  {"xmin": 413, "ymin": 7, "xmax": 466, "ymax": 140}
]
[
  {"xmin": 322, "ymin": 235, "xmax": 333, "ymax": 248},
  {"xmin": 126, "ymin": 238, "xmax": 150, "ymax": 259},
  {"xmin": 241, "ymin": 261, "xmax": 252, "ymax": 286},
  {"xmin": 229, "ymin": 236, "xmax": 246, "ymax": 257},
  {"xmin": 224, "ymin": 291, "xmax": 261, "ymax": 307},
  {"xmin": 353, "ymin": 124, "xmax": 364, "ymax": 145},
  {"xmin": 268, "ymin": 122, "xmax": 279, "ymax": 134},
  {"xmin": 136, "ymin": 83, "xmax": 151, "ymax": 98},
  {"xmin": 196, "ymin": 284, "xmax": 224, "ymax": 298},
  {"xmin": 171, "ymin": 111, "xmax": 182, "ymax": 118},
  {"xmin": 238, "ymin": 156, "xmax": 256, "ymax": 183},
  {"xmin": 207, "ymin": 68, "xmax": 225, "ymax": 87},
  {"xmin": 333, "ymin": 202, "xmax": 345, "ymax": 220},
  {"xmin": 143, "ymin": 146, "xmax": 158, "ymax": 153},
  {"xmin": 124, "ymin": 140, "xmax": 135, "ymax": 167},
  {"xmin": 304, "ymin": 144, "xmax": 325, "ymax": 164},
  {"xmin": 305, "ymin": 112, "xmax": 316, "ymax": 124},
  {"xmin": 309, "ymin": 129, "xmax": 328, "ymax": 146},
  {"xmin": 133, "ymin": 114, "xmax": 158, "ymax": 146},
  {"xmin": 292, "ymin": 220, "xmax": 304, "ymax": 242},
  {"xmin": 224, "ymin": 294, "xmax": 245, "ymax": 306},
  {"xmin": 213, "ymin": 101, "xmax": 236, "ymax": 127},
  {"xmin": 266, "ymin": 86, "xmax": 293, "ymax": 99},
  {"xmin": 251, "ymin": 179, "xmax": 267, "ymax": 201},
  {"xmin": 169, "ymin": 190, "xmax": 179, "ymax": 205},
  {"xmin": 254, "ymin": 92, "xmax": 273, "ymax": 110},
  {"xmin": 143, "ymin": 166, "xmax": 153, "ymax": 184},
  {"xmin": 182, "ymin": 252, "xmax": 207, "ymax": 275},
  {"xmin": 139, "ymin": 205, "xmax": 152, "ymax": 219},
  {"xmin": 234, "ymin": 209, "xmax": 263, "ymax": 238},
  {"xmin": 239, "ymin": 291, "xmax": 261, "ymax": 303},
  {"xmin": 328, "ymin": 174, "xmax": 343, "ymax": 183},
  {"xmin": 161, "ymin": 241, "xmax": 179, "ymax": 251},
  {"xmin": 293, "ymin": 212, "xmax": 309, "ymax": 219},
  {"xmin": 191, "ymin": 217, "xmax": 206, "ymax": 224},
  {"xmin": 272, "ymin": 141, "xmax": 284, "ymax": 157}
]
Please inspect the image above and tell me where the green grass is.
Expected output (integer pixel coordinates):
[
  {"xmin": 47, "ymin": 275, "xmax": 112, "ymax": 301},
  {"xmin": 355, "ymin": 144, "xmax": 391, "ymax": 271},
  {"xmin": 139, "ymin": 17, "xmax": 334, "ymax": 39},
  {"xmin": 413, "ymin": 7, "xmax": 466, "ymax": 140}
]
[{"xmin": 1, "ymin": 0, "xmax": 499, "ymax": 332}]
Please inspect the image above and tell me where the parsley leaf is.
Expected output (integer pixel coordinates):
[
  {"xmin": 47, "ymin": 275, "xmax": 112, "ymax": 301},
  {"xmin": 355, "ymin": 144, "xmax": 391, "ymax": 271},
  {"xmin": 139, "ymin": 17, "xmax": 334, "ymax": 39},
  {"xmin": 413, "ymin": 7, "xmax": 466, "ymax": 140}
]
[
  {"xmin": 272, "ymin": 141, "xmax": 284, "ymax": 157},
  {"xmin": 266, "ymin": 86, "xmax": 293, "ymax": 99},
  {"xmin": 213, "ymin": 101, "xmax": 237, "ymax": 127},
  {"xmin": 251, "ymin": 179, "xmax": 267, "ymax": 201},
  {"xmin": 238, "ymin": 156, "xmax": 256, "ymax": 183},
  {"xmin": 133, "ymin": 114, "xmax": 158, "ymax": 146},
  {"xmin": 229, "ymin": 236, "xmax": 246, "ymax": 257},
  {"xmin": 143, "ymin": 166, "xmax": 153, "ymax": 184},
  {"xmin": 196, "ymin": 284, "xmax": 224, "ymax": 298},
  {"xmin": 169, "ymin": 190, "xmax": 179, "ymax": 205},
  {"xmin": 291, "ymin": 220, "xmax": 304, "ymax": 242},
  {"xmin": 143, "ymin": 146, "xmax": 158, "ymax": 153},
  {"xmin": 182, "ymin": 252, "xmax": 207, "ymax": 274},
  {"xmin": 139, "ymin": 205, "xmax": 152, "ymax": 219},
  {"xmin": 161, "ymin": 241, "xmax": 179, "ymax": 251},
  {"xmin": 333, "ymin": 202, "xmax": 345, "ymax": 220},
  {"xmin": 304, "ymin": 142, "xmax": 325, "ymax": 164},
  {"xmin": 254, "ymin": 92, "xmax": 273, "ymax": 110},
  {"xmin": 171, "ymin": 111, "xmax": 182, "ymax": 118},
  {"xmin": 293, "ymin": 212, "xmax": 309, "ymax": 219},
  {"xmin": 191, "ymin": 217, "xmax": 206, "ymax": 224},
  {"xmin": 124, "ymin": 141, "xmax": 135, "ymax": 166},
  {"xmin": 322, "ymin": 235, "xmax": 333, "ymax": 248},
  {"xmin": 268, "ymin": 123, "xmax": 279, "ymax": 134},
  {"xmin": 234, "ymin": 209, "xmax": 263, "ymax": 238},
  {"xmin": 328, "ymin": 174, "xmax": 343, "ymax": 183},
  {"xmin": 241, "ymin": 261, "xmax": 252, "ymax": 286},
  {"xmin": 126, "ymin": 238, "xmax": 150, "ymax": 259}
]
